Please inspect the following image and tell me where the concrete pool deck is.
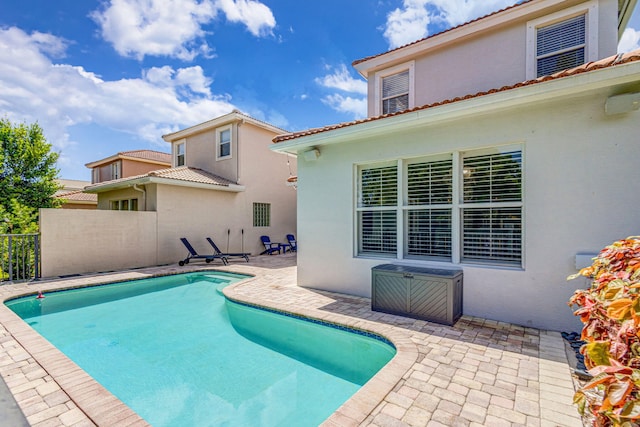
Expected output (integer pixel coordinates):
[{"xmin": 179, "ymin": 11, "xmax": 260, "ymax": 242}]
[{"xmin": 0, "ymin": 254, "xmax": 583, "ymax": 426}]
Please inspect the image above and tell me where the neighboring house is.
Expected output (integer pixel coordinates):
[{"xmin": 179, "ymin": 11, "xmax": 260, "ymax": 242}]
[
  {"xmin": 84, "ymin": 110, "xmax": 297, "ymax": 258},
  {"xmin": 54, "ymin": 179, "xmax": 97, "ymax": 209},
  {"xmin": 272, "ymin": 0, "xmax": 640, "ymax": 331},
  {"xmin": 85, "ymin": 150, "xmax": 171, "ymax": 185}
]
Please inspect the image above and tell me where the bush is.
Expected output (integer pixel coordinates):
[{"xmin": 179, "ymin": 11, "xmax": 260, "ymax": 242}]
[{"xmin": 568, "ymin": 236, "xmax": 640, "ymax": 426}]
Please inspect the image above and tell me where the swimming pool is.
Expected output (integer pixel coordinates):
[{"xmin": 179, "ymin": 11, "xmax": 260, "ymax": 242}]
[{"xmin": 6, "ymin": 272, "xmax": 396, "ymax": 426}]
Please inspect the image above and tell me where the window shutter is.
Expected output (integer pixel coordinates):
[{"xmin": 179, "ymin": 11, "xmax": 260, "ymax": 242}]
[
  {"xmin": 359, "ymin": 211, "xmax": 397, "ymax": 254},
  {"xmin": 406, "ymin": 209, "xmax": 452, "ymax": 259},
  {"xmin": 463, "ymin": 151, "xmax": 522, "ymax": 203},
  {"xmin": 359, "ymin": 165, "xmax": 397, "ymax": 207},
  {"xmin": 407, "ymin": 159, "xmax": 452, "ymax": 205},
  {"xmin": 462, "ymin": 208, "xmax": 522, "ymax": 264},
  {"xmin": 536, "ymin": 14, "xmax": 586, "ymax": 76}
]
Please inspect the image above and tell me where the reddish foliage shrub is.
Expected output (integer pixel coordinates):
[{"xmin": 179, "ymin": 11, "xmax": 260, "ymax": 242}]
[{"xmin": 568, "ymin": 236, "xmax": 640, "ymax": 426}]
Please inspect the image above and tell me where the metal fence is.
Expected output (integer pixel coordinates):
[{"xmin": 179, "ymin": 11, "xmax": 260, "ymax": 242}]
[{"xmin": 0, "ymin": 234, "xmax": 40, "ymax": 283}]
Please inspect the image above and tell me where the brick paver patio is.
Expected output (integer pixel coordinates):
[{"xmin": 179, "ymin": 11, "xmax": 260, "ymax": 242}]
[{"xmin": 0, "ymin": 254, "xmax": 583, "ymax": 426}]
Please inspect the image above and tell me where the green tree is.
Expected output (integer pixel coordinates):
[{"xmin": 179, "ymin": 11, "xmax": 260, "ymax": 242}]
[{"xmin": 0, "ymin": 118, "xmax": 61, "ymax": 232}]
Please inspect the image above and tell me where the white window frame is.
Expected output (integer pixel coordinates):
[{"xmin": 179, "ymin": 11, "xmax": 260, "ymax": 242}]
[
  {"xmin": 373, "ymin": 61, "xmax": 415, "ymax": 116},
  {"xmin": 217, "ymin": 125, "xmax": 232, "ymax": 160},
  {"xmin": 174, "ymin": 139, "xmax": 186, "ymax": 167},
  {"xmin": 526, "ymin": 0, "xmax": 598, "ymax": 79},
  {"xmin": 355, "ymin": 145, "xmax": 524, "ymax": 268}
]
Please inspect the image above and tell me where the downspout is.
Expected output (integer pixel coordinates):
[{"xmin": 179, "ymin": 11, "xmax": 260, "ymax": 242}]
[{"xmin": 132, "ymin": 184, "xmax": 146, "ymax": 211}]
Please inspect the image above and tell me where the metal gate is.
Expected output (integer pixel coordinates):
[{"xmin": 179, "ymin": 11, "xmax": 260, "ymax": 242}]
[{"xmin": 0, "ymin": 234, "xmax": 40, "ymax": 283}]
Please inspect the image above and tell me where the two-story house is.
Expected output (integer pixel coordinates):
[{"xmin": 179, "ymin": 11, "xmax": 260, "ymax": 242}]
[
  {"xmin": 84, "ymin": 110, "xmax": 297, "ymax": 259},
  {"xmin": 86, "ymin": 149, "xmax": 172, "ymax": 186},
  {"xmin": 272, "ymin": 0, "xmax": 640, "ymax": 331}
]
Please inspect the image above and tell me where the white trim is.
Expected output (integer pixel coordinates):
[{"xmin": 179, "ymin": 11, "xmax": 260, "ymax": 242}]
[
  {"xmin": 373, "ymin": 61, "xmax": 415, "ymax": 116},
  {"xmin": 216, "ymin": 125, "xmax": 233, "ymax": 161},
  {"xmin": 272, "ymin": 60, "xmax": 640, "ymax": 155},
  {"xmin": 526, "ymin": 0, "xmax": 598, "ymax": 79}
]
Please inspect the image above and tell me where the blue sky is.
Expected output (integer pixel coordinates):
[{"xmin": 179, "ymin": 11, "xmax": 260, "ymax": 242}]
[{"xmin": 1, "ymin": 0, "xmax": 639, "ymax": 180}]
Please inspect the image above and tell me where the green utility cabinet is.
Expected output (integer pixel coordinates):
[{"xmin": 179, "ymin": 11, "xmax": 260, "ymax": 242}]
[{"xmin": 371, "ymin": 264, "xmax": 463, "ymax": 326}]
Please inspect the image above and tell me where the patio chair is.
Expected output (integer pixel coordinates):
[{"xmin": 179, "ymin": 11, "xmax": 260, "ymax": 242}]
[
  {"xmin": 206, "ymin": 237, "xmax": 250, "ymax": 262},
  {"xmin": 178, "ymin": 238, "xmax": 228, "ymax": 266},
  {"xmin": 286, "ymin": 234, "xmax": 297, "ymax": 252},
  {"xmin": 260, "ymin": 235, "xmax": 282, "ymax": 255}
]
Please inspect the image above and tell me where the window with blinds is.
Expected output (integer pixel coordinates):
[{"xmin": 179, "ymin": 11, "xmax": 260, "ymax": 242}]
[
  {"xmin": 405, "ymin": 158, "xmax": 453, "ymax": 260},
  {"xmin": 461, "ymin": 150, "xmax": 522, "ymax": 265},
  {"xmin": 175, "ymin": 142, "xmax": 185, "ymax": 167},
  {"xmin": 536, "ymin": 14, "xmax": 586, "ymax": 77},
  {"xmin": 382, "ymin": 70, "xmax": 409, "ymax": 115},
  {"xmin": 356, "ymin": 148, "xmax": 523, "ymax": 266},
  {"xmin": 358, "ymin": 164, "xmax": 398, "ymax": 255}
]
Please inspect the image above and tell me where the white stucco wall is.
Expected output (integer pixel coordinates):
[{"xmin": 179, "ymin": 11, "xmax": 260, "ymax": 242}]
[{"xmin": 295, "ymin": 88, "xmax": 640, "ymax": 332}]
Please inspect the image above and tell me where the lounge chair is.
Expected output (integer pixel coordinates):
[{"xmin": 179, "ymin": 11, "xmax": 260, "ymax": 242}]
[
  {"xmin": 260, "ymin": 235, "xmax": 282, "ymax": 255},
  {"xmin": 286, "ymin": 234, "xmax": 297, "ymax": 252},
  {"xmin": 206, "ymin": 237, "xmax": 250, "ymax": 262},
  {"xmin": 178, "ymin": 238, "xmax": 228, "ymax": 266}
]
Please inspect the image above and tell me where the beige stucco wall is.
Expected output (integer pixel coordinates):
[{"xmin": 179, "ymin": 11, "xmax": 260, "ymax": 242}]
[
  {"xmin": 294, "ymin": 85, "xmax": 640, "ymax": 332},
  {"xmin": 40, "ymin": 209, "xmax": 157, "ymax": 277},
  {"xmin": 121, "ymin": 158, "xmax": 168, "ymax": 178},
  {"xmin": 366, "ymin": 0, "xmax": 619, "ymax": 116}
]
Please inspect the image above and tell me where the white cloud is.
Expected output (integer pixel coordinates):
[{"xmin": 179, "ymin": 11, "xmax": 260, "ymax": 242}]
[
  {"xmin": 91, "ymin": 0, "xmax": 276, "ymax": 60},
  {"xmin": 315, "ymin": 64, "xmax": 367, "ymax": 95},
  {"xmin": 0, "ymin": 27, "xmax": 235, "ymax": 152},
  {"xmin": 383, "ymin": 0, "xmax": 517, "ymax": 49},
  {"xmin": 619, "ymin": 27, "xmax": 640, "ymax": 53},
  {"xmin": 216, "ymin": 0, "xmax": 276, "ymax": 37},
  {"xmin": 315, "ymin": 64, "xmax": 367, "ymax": 118},
  {"xmin": 321, "ymin": 95, "xmax": 367, "ymax": 119}
]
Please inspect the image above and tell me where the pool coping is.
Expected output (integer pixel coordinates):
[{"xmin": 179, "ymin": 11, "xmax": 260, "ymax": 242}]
[
  {"xmin": 0, "ymin": 263, "xmax": 417, "ymax": 426},
  {"xmin": 0, "ymin": 257, "xmax": 583, "ymax": 426}
]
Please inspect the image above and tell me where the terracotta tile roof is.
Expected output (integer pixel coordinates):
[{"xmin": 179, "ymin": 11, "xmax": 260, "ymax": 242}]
[
  {"xmin": 55, "ymin": 190, "xmax": 98, "ymax": 203},
  {"xmin": 274, "ymin": 49, "xmax": 640, "ymax": 144},
  {"xmin": 353, "ymin": 0, "xmax": 535, "ymax": 67},
  {"xmin": 119, "ymin": 150, "xmax": 171, "ymax": 164},
  {"xmin": 85, "ymin": 166, "xmax": 236, "ymax": 191},
  {"xmin": 146, "ymin": 166, "xmax": 236, "ymax": 186}
]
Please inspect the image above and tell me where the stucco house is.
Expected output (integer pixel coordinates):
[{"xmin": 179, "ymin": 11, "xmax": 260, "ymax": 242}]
[
  {"xmin": 83, "ymin": 110, "xmax": 297, "ymax": 259},
  {"xmin": 86, "ymin": 149, "xmax": 172, "ymax": 185},
  {"xmin": 54, "ymin": 179, "xmax": 97, "ymax": 209},
  {"xmin": 272, "ymin": 0, "xmax": 640, "ymax": 331}
]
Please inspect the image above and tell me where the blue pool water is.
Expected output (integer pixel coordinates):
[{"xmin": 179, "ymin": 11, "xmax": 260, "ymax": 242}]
[{"xmin": 6, "ymin": 272, "xmax": 395, "ymax": 426}]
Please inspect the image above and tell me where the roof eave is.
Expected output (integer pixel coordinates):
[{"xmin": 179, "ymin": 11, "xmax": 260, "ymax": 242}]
[
  {"xmin": 619, "ymin": 0, "xmax": 639, "ymax": 39},
  {"xmin": 162, "ymin": 111, "xmax": 287, "ymax": 142},
  {"xmin": 273, "ymin": 60, "xmax": 640, "ymax": 154},
  {"xmin": 85, "ymin": 176, "xmax": 245, "ymax": 193},
  {"xmin": 353, "ymin": 0, "xmax": 568, "ymax": 76}
]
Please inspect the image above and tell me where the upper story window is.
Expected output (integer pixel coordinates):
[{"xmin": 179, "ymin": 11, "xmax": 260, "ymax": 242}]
[
  {"xmin": 175, "ymin": 141, "xmax": 185, "ymax": 167},
  {"xmin": 536, "ymin": 14, "xmax": 586, "ymax": 77},
  {"xmin": 92, "ymin": 168, "xmax": 99, "ymax": 184},
  {"xmin": 382, "ymin": 71, "xmax": 410, "ymax": 114},
  {"xmin": 374, "ymin": 61, "xmax": 414, "ymax": 116},
  {"xmin": 526, "ymin": 1, "xmax": 598, "ymax": 79},
  {"xmin": 111, "ymin": 161, "xmax": 121, "ymax": 180},
  {"xmin": 217, "ymin": 126, "xmax": 232, "ymax": 159}
]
